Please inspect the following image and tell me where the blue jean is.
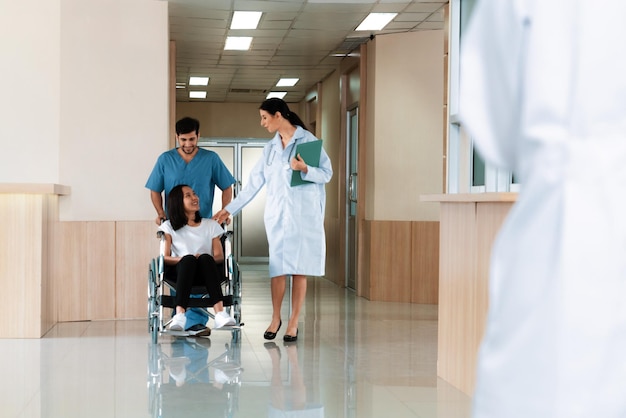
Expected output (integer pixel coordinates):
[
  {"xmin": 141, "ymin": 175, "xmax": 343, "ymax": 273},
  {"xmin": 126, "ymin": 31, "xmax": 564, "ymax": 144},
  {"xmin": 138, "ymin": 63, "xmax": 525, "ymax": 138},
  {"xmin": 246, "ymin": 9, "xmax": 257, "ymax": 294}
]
[{"xmin": 169, "ymin": 290, "xmax": 209, "ymax": 328}]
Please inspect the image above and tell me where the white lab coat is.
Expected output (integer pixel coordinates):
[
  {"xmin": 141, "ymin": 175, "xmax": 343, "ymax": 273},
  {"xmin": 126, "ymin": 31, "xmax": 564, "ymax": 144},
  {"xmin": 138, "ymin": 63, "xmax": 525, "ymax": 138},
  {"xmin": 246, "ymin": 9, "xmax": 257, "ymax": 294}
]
[
  {"xmin": 226, "ymin": 126, "xmax": 333, "ymax": 278},
  {"xmin": 460, "ymin": 1, "xmax": 626, "ymax": 417}
]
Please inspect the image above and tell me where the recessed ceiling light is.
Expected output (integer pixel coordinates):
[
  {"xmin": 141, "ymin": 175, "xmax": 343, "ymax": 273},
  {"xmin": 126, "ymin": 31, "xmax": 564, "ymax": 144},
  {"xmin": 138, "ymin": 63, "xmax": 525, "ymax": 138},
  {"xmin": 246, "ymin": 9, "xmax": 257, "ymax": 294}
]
[
  {"xmin": 266, "ymin": 92, "xmax": 287, "ymax": 99},
  {"xmin": 189, "ymin": 77, "xmax": 209, "ymax": 86},
  {"xmin": 225, "ymin": 36, "xmax": 253, "ymax": 50},
  {"xmin": 276, "ymin": 78, "xmax": 299, "ymax": 87},
  {"xmin": 189, "ymin": 91, "xmax": 207, "ymax": 99},
  {"xmin": 355, "ymin": 13, "xmax": 397, "ymax": 31},
  {"xmin": 231, "ymin": 11, "xmax": 262, "ymax": 29},
  {"xmin": 176, "ymin": 82, "xmax": 186, "ymax": 89}
]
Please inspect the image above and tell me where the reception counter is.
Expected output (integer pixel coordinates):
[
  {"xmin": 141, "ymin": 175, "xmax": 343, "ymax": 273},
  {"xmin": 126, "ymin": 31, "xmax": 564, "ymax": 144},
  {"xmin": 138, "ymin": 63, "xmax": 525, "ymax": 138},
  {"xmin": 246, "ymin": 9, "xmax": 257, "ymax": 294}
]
[
  {"xmin": 421, "ymin": 192, "xmax": 516, "ymax": 395},
  {"xmin": 0, "ymin": 183, "xmax": 70, "ymax": 338}
]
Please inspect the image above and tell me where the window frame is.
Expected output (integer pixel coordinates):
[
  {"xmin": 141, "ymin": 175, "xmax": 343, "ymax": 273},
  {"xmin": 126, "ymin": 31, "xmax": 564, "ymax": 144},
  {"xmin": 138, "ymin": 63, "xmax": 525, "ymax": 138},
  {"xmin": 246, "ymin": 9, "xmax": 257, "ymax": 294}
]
[{"xmin": 447, "ymin": 0, "xmax": 519, "ymax": 194}]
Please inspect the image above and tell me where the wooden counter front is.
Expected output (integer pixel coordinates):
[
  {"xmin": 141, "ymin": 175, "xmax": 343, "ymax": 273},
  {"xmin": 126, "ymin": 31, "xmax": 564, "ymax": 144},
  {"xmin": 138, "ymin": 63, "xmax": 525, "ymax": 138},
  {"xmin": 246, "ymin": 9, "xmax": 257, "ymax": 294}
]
[
  {"xmin": 0, "ymin": 183, "xmax": 70, "ymax": 338},
  {"xmin": 421, "ymin": 193, "xmax": 516, "ymax": 395}
]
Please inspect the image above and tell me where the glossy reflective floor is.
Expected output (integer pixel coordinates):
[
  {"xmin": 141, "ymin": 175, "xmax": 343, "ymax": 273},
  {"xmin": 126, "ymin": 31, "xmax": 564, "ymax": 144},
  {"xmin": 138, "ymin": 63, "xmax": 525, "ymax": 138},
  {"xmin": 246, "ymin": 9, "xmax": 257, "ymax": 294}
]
[{"xmin": 3, "ymin": 265, "xmax": 472, "ymax": 418}]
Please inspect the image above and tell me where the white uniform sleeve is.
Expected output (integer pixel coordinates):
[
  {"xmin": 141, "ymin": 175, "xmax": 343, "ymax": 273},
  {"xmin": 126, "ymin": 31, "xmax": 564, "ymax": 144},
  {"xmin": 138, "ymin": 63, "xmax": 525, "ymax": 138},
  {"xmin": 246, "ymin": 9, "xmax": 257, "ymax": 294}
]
[
  {"xmin": 301, "ymin": 147, "xmax": 333, "ymax": 184},
  {"xmin": 224, "ymin": 148, "xmax": 267, "ymax": 216}
]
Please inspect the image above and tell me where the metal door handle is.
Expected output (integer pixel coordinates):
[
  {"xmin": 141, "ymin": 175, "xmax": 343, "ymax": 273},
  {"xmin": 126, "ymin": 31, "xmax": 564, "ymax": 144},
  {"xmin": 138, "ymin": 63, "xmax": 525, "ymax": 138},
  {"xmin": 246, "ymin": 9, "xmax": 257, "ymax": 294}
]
[{"xmin": 349, "ymin": 173, "xmax": 357, "ymax": 202}]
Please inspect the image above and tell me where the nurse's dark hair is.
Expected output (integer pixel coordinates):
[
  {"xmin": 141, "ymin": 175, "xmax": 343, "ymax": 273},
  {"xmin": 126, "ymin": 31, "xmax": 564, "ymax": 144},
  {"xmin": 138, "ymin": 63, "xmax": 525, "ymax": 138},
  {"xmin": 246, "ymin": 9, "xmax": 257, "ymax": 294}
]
[
  {"xmin": 260, "ymin": 98, "xmax": 309, "ymax": 132},
  {"xmin": 175, "ymin": 117, "xmax": 200, "ymax": 136},
  {"xmin": 167, "ymin": 184, "xmax": 201, "ymax": 231}
]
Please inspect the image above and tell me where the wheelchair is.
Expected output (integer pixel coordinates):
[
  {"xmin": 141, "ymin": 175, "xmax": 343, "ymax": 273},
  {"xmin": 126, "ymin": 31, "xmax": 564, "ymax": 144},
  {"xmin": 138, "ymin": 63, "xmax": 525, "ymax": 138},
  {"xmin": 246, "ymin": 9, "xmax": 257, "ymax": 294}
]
[{"xmin": 148, "ymin": 228, "xmax": 243, "ymax": 344}]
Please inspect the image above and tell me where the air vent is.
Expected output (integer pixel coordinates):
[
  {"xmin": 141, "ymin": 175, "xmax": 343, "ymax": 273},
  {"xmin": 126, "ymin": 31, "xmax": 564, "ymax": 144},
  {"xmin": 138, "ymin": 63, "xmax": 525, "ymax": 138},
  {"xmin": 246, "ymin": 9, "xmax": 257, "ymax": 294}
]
[
  {"xmin": 229, "ymin": 88, "xmax": 267, "ymax": 94},
  {"xmin": 336, "ymin": 37, "xmax": 370, "ymax": 52}
]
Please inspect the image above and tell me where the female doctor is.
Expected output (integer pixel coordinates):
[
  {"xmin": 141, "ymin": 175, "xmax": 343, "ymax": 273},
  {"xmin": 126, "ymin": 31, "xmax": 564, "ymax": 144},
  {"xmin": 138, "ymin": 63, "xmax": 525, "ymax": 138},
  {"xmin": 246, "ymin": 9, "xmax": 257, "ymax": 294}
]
[{"xmin": 213, "ymin": 98, "xmax": 333, "ymax": 342}]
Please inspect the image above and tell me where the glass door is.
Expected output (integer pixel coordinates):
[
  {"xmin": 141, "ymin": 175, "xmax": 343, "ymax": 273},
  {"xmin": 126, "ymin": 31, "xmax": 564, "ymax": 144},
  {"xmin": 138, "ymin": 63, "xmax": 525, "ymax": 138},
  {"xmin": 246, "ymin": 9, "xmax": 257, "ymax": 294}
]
[{"xmin": 201, "ymin": 139, "xmax": 269, "ymax": 264}]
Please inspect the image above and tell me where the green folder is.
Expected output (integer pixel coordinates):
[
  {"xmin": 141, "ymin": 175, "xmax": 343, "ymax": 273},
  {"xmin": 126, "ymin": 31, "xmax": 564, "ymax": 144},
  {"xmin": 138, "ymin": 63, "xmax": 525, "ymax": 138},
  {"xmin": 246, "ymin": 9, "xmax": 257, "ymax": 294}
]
[{"xmin": 290, "ymin": 140, "xmax": 323, "ymax": 187}]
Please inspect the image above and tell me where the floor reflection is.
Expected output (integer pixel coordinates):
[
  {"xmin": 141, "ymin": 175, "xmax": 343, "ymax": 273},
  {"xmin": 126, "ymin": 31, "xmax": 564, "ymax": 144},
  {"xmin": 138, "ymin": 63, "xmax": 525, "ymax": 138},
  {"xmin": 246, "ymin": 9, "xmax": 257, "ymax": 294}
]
[
  {"xmin": 148, "ymin": 337, "xmax": 242, "ymax": 417},
  {"xmin": 1, "ymin": 265, "xmax": 472, "ymax": 418},
  {"xmin": 265, "ymin": 341, "xmax": 324, "ymax": 417}
]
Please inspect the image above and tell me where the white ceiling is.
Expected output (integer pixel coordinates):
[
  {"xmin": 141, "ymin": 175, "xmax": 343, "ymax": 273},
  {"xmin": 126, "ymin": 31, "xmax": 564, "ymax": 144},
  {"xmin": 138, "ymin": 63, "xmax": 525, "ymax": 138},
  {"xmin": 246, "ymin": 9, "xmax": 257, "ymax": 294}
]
[{"xmin": 170, "ymin": 0, "xmax": 447, "ymax": 103}]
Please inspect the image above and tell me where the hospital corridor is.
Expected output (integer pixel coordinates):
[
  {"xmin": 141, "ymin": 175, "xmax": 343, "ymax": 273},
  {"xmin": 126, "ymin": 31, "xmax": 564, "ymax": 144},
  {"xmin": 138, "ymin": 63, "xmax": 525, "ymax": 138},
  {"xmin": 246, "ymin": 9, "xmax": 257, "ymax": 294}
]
[{"xmin": 2, "ymin": 265, "xmax": 471, "ymax": 418}]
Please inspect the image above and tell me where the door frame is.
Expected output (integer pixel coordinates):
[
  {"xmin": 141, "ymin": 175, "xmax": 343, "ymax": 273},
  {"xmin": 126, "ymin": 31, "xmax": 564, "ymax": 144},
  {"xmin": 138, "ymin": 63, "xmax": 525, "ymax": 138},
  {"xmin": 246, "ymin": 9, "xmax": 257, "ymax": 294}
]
[{"xmin": 345, "ymin": 105, "xmax": 359, "ymax": 290}]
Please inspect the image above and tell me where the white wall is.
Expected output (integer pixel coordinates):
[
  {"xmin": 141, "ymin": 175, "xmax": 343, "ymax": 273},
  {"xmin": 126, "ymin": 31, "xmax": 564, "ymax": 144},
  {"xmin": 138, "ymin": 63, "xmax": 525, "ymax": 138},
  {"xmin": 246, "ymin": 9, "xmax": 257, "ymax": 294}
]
[
  {"xmin": 368, "ymin": 30, "xmax": 444, "ymax": 221},
  {"xmin": 1, "ymin": 0, "xmax": 168, "ymax": 221},
  {"xmin": 176, "ymin": 102, "xmax": 268, "ymax": 139},
  {"xmin": 58, "ymin": 0, "xmax": 169, "ymax": 221},
  {"xmin": 0, "ymin": 0, "xmax": 61, "ymax": 183}
]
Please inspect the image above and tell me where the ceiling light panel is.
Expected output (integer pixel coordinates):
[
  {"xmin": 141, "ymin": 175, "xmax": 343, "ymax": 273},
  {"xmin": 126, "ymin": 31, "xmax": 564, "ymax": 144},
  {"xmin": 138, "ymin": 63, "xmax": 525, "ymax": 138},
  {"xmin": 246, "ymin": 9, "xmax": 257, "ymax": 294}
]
[
  {"xmin": 308, "ymin": 0, "xmax": 376, "ymax": 3},
  {"xmin": 231, "ymin": 11, "xmax": 262, "ymax": 29},
  {"xmin": 355, "ymin": 13, "xmax": 397, "ymax": 31},
  {"xmin": 224, "ymin": 36, "xmax": 253, "ymax": 50},
  {"xmin": 189, "ymin": 91, "xmax": 207, "ymax": 99},
  {"xmin": 189, "ymin": 76, "xmax": 209, "ymax": 86},
  {"xmin": 276, "ymin": 78, "xmax": 299, "ymax": 87},
  {"xmin": 266, "ymin": 92, "xmax": 287, "ymax": 99}
]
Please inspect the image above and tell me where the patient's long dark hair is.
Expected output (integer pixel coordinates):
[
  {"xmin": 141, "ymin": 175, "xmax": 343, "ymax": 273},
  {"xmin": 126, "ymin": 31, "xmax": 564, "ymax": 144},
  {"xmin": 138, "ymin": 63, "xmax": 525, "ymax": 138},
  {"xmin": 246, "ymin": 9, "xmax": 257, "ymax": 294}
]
[
  {"xmin": 167, "ymin": 184, "xmax": 201, "ymax": 231},
  {"xmin": 260, "ymin": 98, "xmax": 309, "ymax": 132}
]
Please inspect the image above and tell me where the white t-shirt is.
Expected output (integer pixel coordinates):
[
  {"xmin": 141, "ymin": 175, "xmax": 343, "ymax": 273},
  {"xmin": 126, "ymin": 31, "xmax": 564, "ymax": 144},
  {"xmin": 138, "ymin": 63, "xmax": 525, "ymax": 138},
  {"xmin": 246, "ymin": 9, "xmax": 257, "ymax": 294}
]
[{"xmin": 158, "ymin": 218, "xmax": 224, "ymax": 257}]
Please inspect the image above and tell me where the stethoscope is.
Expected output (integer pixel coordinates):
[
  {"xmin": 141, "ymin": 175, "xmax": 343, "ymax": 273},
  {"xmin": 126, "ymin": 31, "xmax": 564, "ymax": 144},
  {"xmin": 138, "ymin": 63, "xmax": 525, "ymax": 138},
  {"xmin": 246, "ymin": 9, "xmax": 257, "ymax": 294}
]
[{"xmin": 266, "ymin": 138, "xmax": 299, "ymax": 168}]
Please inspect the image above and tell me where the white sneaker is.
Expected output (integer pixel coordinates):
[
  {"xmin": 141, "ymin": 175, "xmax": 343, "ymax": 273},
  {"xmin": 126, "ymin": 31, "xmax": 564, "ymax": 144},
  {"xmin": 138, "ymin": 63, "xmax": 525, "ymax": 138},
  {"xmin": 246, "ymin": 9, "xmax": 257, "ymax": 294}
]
[
  {"xmin": 168, "ymin": 313, "xmax": 186, "ymax": 331},
  {"xmin": 214, "ymin": 311, "xmax": 236, "ymax": 329},
  {"xmin": 168, "ymin": 356, "xmax": 190, "ymax": 386}
]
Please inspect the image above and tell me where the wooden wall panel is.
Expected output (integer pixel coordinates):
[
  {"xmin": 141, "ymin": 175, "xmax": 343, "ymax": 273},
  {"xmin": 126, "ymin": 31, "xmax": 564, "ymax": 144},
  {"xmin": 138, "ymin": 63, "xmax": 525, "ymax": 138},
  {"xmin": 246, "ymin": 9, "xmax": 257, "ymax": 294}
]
[
  {"xmin": 324, "ymin": 217, "xmax": 342, "ymax": 286},
  {"xmin": 361, "ymin": 220, "xmax": 440, "ymax": 304},
  {"xmin": 360, "ymin": 220, "xmax": 372, "ymax": 300},
  {"xmin": 55, "ymin": 222, "xmax": 84, "ymax": 322},
  {"xmin": 368, "ymin": 221, "xmax": 413, "ymax": 302},
  {"xmin": 358, "ymin": 221, "xmax": 439, "ymax": 304},
  {"xmin": 51, "ymin": 221, "xmax": 156, "ymax": 322},
  {"xmin": 86, "ymin": 222, "xmax": 116, "ymax": 319},
  {"xmin": 115, "ymin": 221, "xmax": 156, "ymax": 319},
  {"xmin": 55, "ymin": 222, "xmax": 116, "ymax": 322},
  {"xmin": 411, "ymin": 221, "xmax": 439, "ymax": 304}
]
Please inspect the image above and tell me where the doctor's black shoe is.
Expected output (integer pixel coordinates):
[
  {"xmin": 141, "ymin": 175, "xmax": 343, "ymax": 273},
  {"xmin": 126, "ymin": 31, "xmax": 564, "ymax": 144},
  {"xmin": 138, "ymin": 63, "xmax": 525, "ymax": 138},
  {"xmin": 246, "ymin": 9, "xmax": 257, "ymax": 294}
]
[
  {"xmin": 283, "ymin": 329, "xmax": 298, "ymax": 343},
  {"xmin": 264, "ymin": 320, "xmax": 282, "ymax": 340}
]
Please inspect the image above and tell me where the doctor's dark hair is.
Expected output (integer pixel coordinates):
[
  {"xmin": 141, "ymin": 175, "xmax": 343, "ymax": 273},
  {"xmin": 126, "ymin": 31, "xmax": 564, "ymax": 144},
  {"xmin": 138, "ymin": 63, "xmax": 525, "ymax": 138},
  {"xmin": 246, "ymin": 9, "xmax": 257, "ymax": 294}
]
[
  {"xmin": 260, "ymin": 98, "xmax": 309, "ymax": 131},
  {"xmin": 175, "ymin": 117, "xmax": 200, "ymax": 136},
  {"xmin": 167, "ymin": 184, "xmax": 201, "ymax": 231}
]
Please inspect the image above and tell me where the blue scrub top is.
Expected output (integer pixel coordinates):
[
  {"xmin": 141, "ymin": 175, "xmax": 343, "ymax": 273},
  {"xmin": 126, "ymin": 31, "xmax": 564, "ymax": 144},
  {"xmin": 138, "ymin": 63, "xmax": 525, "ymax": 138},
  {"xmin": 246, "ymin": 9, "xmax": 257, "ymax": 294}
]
[{"xmin": 146, "ymin": 148, "xmax": 235, "ymax": 218}]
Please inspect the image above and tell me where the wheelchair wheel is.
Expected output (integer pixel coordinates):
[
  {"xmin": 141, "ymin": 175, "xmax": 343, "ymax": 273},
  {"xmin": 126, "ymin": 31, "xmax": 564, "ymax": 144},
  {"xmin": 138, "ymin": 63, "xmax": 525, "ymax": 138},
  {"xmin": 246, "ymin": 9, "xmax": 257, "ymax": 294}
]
[{"xmin": 148, "ymin": 260, "xmax": 159, "ymax": 344}]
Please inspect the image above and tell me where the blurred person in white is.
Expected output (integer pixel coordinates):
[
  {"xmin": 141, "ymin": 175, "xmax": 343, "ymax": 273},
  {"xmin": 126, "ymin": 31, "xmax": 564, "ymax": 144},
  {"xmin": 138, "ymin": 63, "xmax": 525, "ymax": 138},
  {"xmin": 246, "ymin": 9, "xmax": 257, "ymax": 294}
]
[{"xmin": 460, "ymin": 0, "xmax": 626, "ymax": 417}]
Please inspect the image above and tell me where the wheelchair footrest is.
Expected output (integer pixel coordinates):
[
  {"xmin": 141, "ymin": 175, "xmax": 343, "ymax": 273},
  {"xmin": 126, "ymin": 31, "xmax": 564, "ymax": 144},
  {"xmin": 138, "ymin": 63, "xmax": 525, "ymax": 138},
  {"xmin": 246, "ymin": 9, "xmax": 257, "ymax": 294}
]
[{"xmin": 160, "ymin": 295, "xmax": 235, "ymax": 308}]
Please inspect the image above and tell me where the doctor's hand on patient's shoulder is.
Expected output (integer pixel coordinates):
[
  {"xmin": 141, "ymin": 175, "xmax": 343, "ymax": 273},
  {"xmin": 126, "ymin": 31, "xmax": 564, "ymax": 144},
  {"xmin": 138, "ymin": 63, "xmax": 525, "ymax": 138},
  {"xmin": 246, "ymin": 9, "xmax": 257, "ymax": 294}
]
[
  {"xmin": 213, "ymin": 209, "xmax": 231, "ymax": 225},
  {"xmin": 291, "ymin": 154, "xmax": 308, "ymax": 173}
]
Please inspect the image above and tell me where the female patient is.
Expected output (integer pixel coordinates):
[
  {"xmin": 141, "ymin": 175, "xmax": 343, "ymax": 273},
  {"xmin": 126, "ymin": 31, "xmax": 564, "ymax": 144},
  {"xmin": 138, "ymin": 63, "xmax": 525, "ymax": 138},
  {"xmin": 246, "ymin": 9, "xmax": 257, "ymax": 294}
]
[{"xmin": 159, "ymin": 184, "xmax": 236, "ymax": 332}]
